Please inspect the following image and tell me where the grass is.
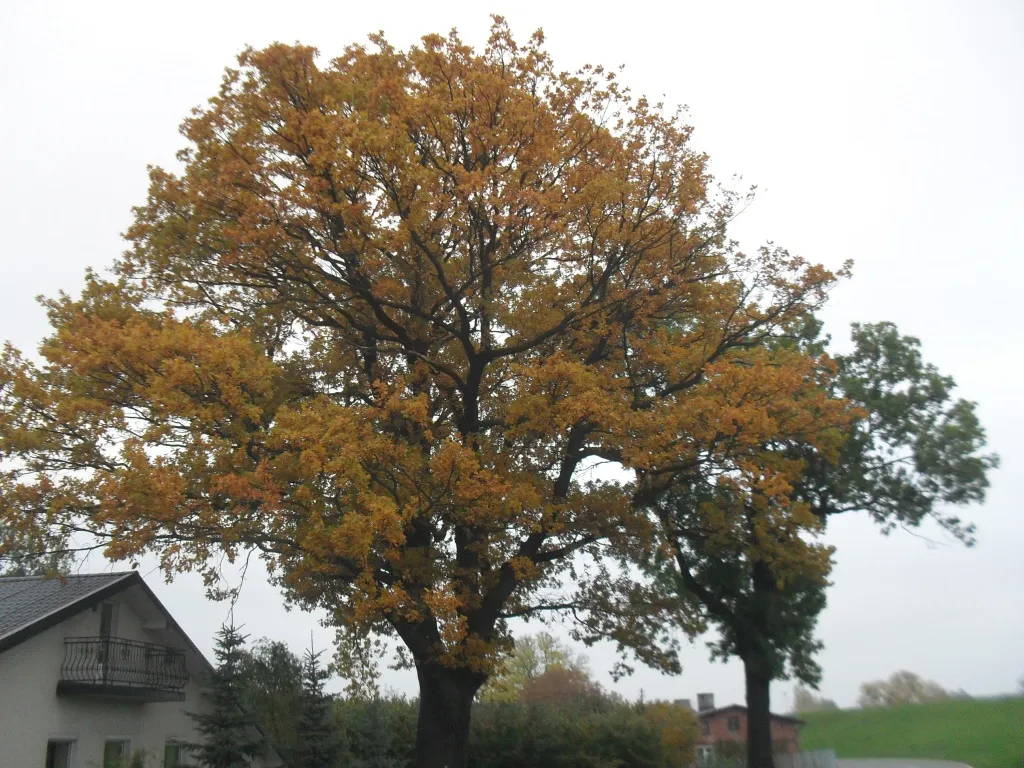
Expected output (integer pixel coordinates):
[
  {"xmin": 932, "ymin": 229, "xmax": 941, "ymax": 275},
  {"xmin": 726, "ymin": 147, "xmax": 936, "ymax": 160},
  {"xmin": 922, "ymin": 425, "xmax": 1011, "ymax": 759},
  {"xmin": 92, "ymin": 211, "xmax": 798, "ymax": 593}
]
[{"xmin": 799, "ymin": 697, "xmax": 1024, "ymax": 768}]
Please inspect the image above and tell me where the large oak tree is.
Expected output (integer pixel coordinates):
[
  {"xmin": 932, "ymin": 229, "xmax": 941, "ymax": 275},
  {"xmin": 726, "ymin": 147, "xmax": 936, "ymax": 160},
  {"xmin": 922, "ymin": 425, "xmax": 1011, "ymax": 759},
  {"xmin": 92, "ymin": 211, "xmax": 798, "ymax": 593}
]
[{"xmin": 0, "ymin": 21, "xmax": 848, "ymax": 767}]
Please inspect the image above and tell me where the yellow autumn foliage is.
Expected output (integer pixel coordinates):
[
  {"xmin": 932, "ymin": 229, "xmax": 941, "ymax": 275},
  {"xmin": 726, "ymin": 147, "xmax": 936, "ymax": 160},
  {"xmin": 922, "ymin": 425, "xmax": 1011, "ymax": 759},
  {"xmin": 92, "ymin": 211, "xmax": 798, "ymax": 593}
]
[{"xmin": 0, "ymin": 20, "xmax": 852, "ymax": 695}]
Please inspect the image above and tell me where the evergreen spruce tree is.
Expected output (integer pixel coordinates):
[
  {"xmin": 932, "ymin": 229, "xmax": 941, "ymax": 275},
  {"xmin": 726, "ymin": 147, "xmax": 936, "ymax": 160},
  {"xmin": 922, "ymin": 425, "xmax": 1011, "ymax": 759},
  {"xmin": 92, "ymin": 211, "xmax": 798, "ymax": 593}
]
[
  {"xmin": 293, "ymin": 642, "xmax": 341, "ymax": 768},
  {"xmin": 188, "ymin": 622, "xmax": 263, "ymax": 768}
]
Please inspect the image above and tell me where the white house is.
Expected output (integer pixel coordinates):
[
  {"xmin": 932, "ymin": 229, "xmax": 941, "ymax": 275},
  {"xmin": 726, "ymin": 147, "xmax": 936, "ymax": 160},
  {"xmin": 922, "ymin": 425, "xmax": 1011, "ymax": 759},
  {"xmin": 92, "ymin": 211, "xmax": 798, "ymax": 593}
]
[{"xmin": 0, "ymin": 571, "xmax": 282, "ymax": 768}]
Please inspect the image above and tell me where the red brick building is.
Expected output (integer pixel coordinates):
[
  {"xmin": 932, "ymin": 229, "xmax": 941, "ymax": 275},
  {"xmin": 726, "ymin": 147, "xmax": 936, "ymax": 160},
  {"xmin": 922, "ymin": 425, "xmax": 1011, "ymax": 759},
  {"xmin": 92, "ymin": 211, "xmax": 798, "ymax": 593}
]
[{"xmin": 694, "ymin": 704, "xmax": 805, "ymax": 762}]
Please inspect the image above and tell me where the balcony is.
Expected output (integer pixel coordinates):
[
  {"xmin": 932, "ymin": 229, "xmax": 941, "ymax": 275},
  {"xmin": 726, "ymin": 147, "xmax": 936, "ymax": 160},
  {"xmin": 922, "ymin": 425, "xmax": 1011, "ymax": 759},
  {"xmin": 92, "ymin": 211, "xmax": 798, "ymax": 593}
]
[{"xmin": 57, "ymin": 637, "xmax": 190, "ymax": 702}]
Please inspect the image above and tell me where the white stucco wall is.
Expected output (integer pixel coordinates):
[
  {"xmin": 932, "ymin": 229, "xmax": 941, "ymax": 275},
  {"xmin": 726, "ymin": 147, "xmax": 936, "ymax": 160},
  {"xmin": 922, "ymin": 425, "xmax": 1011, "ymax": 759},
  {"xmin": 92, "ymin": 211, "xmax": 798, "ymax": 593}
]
[{"xmin": 0, "ymin": 586, "xmax": 279, "ymax": 768}]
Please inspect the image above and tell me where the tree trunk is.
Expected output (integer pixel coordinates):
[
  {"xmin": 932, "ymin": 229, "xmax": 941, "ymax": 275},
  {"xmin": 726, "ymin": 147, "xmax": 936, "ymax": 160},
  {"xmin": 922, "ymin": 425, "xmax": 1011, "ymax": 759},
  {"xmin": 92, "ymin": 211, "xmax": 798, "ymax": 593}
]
[
  {"xmin": 414, "ymin": 660, "xmax": 480, "ymax": 768},
  {"xmin": 744, "ymin": 655, "xmax": 776, "ymax": 768}
]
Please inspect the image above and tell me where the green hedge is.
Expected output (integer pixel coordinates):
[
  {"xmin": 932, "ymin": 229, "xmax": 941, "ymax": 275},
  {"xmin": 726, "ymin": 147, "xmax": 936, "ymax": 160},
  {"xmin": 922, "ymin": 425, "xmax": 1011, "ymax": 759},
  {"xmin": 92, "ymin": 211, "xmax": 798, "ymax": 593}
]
[{"xmin": 326, "ymin": 697, "xmax": 692, "ymax": 768}]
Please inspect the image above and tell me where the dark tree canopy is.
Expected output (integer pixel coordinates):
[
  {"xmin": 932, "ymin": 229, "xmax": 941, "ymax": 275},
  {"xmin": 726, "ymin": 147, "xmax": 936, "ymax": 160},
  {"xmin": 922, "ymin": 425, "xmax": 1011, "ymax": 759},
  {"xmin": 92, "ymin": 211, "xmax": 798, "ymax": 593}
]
[
  {"xmin": 648, "ymin": 320, "xmax": 997, "ymax": 768},
  {"xmin": 803, "ymin": 321, "xmax": 997, "ymax": 541},
  {"xmin": 238, "ymin": 639, "xmax": 304, "ymax": 760}
]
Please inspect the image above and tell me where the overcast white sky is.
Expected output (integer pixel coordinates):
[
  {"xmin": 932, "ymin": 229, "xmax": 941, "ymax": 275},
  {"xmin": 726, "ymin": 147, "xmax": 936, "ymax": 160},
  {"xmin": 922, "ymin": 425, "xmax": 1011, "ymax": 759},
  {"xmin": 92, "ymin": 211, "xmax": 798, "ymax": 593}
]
[{"xmin": 2, "ymin": 0, "xmax": 1021, "ymax": 710}]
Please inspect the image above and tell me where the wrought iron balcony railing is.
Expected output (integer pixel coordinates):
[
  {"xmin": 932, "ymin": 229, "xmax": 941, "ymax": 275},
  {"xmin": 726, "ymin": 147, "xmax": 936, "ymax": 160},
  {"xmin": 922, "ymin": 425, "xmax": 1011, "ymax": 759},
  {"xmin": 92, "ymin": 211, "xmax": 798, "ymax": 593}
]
[{"xmin": 60, "ymin": 637, "xmax": 189, "ymax": 693}]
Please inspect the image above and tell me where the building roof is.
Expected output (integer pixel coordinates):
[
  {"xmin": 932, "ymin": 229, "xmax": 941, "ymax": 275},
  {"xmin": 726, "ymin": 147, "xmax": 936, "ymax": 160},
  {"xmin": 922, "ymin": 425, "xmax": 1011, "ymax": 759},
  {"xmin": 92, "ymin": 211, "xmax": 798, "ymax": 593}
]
[
  {"xmin": 0, "ymin": 571, "xmax": 138, "ymax": 651},
  {"xmin": 698, "ymin": 704, "xmax": 806, "ymax": 726}
]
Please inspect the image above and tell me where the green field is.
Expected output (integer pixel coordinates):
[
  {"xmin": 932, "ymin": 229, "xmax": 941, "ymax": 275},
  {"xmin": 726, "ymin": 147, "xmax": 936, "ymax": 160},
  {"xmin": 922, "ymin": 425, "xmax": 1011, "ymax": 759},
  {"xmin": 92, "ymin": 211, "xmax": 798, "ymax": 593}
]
[{"xmin": 799, "ymin": 698, "xmax": 1024, "ymax": 768}]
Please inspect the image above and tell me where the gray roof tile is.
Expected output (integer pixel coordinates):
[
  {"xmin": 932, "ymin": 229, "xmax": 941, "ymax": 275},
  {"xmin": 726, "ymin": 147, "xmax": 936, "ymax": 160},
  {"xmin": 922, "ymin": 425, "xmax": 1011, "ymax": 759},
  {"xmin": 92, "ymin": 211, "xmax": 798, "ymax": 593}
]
[{"xmin": 0, "ymin": 572, "xmax": 134, "ymax": 640}]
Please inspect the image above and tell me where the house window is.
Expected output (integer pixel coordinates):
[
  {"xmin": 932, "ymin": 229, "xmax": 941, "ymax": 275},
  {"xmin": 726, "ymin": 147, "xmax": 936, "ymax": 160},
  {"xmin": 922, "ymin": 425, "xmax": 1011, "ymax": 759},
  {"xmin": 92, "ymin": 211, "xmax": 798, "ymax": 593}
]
[
  {"xmin": 164, "ymin": 741, "xmax": 190, "ymax": 767},
  {"xmin": 696, "ymin": 745, "xmax": 714, "ymax": 764},
  {"xmin": 45, "ymin": 740, "xmax": 74, "ymax": 768},
  {"xmin": 103, "ymin": 740, "xmax": 130, "ymax": 768},
  {"xmin": 700, "ymin": 720, "xmax": 710, "ymax": 735},
  {"xmin": 728, "ymin": 716, "xmax": 741, "ymax": 732}
]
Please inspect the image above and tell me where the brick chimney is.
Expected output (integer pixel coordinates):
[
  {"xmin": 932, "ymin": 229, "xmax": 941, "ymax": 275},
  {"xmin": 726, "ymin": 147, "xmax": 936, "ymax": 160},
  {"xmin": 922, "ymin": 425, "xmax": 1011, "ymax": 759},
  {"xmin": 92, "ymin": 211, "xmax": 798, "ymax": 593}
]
[
  {"xmin": 674, "ymin": 698, "xmax": 693, "ymax": 710},
  {"xmin": 697, "ymin": 692, "xmax": 715, "ymax": 712}
]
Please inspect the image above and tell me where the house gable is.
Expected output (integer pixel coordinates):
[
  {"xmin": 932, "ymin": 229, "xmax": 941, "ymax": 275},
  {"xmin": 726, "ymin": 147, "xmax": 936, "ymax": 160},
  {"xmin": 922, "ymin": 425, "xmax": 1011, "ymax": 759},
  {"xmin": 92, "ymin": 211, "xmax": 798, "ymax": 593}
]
[
  {"xmin": 0, "ymin": 571, "xmax": 214, "ymax": 679},
  {"xmin": 0, "ymin": 572, "xmax": 280, "ymax": 767}
]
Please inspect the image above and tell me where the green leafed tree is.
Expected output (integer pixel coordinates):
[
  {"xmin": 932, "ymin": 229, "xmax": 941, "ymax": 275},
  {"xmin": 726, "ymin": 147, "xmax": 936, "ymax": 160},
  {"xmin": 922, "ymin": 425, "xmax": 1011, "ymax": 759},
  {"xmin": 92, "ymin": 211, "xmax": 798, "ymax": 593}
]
[
  {"xmin": 800, "ymin": 321, "xmax": 998, "ymax": 540},
  {"xmin": 649, "ymin": 472, "xmax": 832, "ymax": 768},
  {"xmin": 649, "ymin": 320, "xmax": 998, "ymax": 768},
  {"xmin": 478, "ymin": 632, "xmax": 588, "ymax": 702},
  {"xmin": 238, "ymin": 639, "xmax": 304, "ymax": 762}
]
